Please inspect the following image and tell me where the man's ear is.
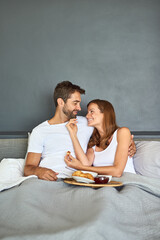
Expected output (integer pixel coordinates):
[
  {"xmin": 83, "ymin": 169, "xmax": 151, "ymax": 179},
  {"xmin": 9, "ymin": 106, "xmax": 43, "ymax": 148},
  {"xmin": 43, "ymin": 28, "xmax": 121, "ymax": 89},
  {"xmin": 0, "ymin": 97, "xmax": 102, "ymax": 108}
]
[{"xmin": 57, "ymin": 98, "xmax": 65, "ymax": 107}]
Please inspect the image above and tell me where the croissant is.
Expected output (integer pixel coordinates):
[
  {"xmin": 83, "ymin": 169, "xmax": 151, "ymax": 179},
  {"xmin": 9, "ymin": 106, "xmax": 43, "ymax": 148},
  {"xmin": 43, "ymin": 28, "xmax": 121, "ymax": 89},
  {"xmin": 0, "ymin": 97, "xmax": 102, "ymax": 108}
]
[{"xmin": 72, "ymin": 171, "xmax": 94, "ymax": 180}]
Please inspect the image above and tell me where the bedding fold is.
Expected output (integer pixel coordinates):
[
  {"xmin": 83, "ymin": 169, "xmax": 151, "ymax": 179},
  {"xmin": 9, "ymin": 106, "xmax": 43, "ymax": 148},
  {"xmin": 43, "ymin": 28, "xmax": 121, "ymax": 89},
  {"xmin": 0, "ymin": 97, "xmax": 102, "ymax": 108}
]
[{"xmin": 0, "ymin": 173, "xmax": 160, "ymax": 240}]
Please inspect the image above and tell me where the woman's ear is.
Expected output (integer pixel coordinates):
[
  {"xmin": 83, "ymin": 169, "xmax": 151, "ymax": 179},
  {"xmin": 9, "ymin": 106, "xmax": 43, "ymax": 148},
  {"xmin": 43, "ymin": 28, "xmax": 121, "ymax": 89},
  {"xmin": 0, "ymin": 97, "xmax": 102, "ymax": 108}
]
[{"xmin": 57, "ymin": 98, "xmax": 64, "ymax": 107}]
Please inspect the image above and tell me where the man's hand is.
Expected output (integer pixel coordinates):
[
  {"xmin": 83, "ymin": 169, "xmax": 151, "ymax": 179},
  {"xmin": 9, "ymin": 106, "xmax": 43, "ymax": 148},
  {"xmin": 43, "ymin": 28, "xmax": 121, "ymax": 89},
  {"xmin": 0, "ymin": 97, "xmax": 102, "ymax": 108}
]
[
  {"xmin": 128, "ymin": 135, "xmax": 136, "ymax": 157},
  {"xmin": 24, "ymin": 152, "xmax": 59, "ymax": 181},
  {"xmin": 36, "ymin": 167, "xmax": 59, "ymax": 181}
]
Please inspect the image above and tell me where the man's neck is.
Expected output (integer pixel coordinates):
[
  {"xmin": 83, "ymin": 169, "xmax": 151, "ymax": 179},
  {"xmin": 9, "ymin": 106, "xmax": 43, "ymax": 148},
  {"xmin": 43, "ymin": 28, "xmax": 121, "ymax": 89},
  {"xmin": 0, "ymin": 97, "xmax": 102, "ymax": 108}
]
[{"xmin": 48, "ymin": 110, "xmax": 69, "ymax": 125}]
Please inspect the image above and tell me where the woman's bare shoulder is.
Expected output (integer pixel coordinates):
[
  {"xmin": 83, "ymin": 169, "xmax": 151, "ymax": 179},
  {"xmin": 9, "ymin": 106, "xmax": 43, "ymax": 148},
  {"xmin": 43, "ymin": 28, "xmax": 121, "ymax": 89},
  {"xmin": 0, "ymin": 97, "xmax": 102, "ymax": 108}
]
[
  {"xmin": 118, "ymin": 127, "xmax": 130, "ymax": 133},
  {"xmin": 117, "ymin": 127, "xmax": 131, "ymax": 139}
]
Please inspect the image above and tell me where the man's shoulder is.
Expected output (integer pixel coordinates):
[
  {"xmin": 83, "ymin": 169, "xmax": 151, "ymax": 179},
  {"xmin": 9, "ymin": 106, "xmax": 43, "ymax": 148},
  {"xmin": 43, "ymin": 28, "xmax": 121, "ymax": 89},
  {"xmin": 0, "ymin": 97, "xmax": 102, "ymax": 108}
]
[
  {"xmin": 77, "ymin": 116, "xmax": 93, "ymax": 133},
  {"xmin": 77, "ymin": 116, "xmax": 87, "ymax": 124},
  {"xmin": 32, "ymin": 120, "xmax": 49, "ymax": 133}
]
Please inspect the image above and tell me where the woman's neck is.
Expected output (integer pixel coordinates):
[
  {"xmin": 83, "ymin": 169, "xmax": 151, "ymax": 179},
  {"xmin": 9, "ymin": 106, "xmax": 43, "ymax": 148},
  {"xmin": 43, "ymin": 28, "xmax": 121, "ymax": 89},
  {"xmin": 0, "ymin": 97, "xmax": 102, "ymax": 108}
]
[{"xmin": 95, "ymin": 126, "xmax": 105, "ymax": 138}]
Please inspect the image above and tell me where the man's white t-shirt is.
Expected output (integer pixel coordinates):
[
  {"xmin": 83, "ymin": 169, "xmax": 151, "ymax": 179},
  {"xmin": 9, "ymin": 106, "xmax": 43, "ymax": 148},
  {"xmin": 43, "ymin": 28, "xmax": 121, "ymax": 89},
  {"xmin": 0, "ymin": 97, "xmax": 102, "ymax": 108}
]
[{"xmin": 27, "ymin": 116, "xmax": 93, "ymax": 178}]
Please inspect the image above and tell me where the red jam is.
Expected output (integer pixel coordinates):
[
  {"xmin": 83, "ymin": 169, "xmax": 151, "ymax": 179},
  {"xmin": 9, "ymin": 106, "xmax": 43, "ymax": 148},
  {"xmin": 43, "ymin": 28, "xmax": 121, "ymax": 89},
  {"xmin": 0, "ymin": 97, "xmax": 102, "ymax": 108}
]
[{"xmin": 94, "ymin": 176, "xmax": 109, "ymax": 184}]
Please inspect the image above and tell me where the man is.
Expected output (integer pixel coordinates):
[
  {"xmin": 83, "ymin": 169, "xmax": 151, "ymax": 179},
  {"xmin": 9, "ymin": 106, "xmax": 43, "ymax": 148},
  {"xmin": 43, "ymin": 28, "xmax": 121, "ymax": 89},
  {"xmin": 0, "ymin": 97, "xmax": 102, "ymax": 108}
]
[
  {"xmin": 24, "ymin": 81, "xmax": 93, "ymax": 181},
  {"xmin": 24, "ymin": 81, "xmax": 136, "ymax": 181}
]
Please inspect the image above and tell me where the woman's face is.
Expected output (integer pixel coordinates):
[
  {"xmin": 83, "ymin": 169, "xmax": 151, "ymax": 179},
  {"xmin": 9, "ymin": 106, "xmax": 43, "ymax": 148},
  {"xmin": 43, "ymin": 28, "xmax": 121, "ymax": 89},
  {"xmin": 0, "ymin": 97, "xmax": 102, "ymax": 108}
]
[{"xmin": 86, "ymin": 103, "xmax": 104, "ymax": 127}]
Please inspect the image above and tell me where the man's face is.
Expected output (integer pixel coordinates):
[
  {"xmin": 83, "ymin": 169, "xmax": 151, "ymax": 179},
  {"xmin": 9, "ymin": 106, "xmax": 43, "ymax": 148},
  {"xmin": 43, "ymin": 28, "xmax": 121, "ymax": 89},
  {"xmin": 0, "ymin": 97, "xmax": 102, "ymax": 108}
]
[{"xmin": 62, "ymin": 91, "xmax": 81, "ymax": 119}]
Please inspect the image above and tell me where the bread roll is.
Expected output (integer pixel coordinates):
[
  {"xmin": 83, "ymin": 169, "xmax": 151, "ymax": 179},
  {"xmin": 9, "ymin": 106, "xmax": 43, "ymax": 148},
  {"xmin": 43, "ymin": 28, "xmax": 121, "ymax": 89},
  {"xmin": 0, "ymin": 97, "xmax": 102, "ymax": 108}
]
[{"xmin": 72, "ymin": 171, "xmax": 94, "ymax": 180}]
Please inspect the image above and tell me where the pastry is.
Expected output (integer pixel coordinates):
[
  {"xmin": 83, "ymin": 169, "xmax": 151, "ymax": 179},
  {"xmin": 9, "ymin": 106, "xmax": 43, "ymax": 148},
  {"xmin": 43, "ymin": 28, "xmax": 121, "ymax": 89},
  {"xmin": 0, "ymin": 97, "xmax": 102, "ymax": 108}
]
[
  {"xmin": 72, "ymin": 171, "xmax": 94, "ymax": 180},
  {"xmin": 67, "ymin": 151, "xmax": 71, "ymax": 155}
]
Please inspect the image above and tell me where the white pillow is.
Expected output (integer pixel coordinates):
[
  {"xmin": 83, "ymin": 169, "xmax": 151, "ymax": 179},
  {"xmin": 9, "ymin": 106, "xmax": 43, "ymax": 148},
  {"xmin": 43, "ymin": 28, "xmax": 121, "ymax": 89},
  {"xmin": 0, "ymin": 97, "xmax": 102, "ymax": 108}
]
[
  {"xmin": 0, "ymin": 158, "xmax": 25, "ymax": 181},
  {"xmin": 133, "ymin": 141, "xmax": 160, "ymax": 178},
  {"xmin": 0, "ymin": 158, "xmax": 37, "ymax": 191}
]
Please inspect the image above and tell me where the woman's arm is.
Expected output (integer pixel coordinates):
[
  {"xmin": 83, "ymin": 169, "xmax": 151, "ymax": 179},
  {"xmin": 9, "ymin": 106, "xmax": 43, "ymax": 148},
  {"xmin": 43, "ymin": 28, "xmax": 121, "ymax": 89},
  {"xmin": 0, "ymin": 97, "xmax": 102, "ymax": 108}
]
[
  {"xmin": 66, "ymin": 119, "xmax": 91, "ymax": 166},
  {"xmin": 65, "ymin": 127, "xmax": 131, "ymax": 177}
]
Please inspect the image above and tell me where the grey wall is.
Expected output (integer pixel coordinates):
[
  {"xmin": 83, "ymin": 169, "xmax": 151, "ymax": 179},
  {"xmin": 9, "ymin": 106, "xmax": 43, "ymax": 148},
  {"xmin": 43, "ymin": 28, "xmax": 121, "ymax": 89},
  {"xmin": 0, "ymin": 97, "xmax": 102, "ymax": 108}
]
[{"xmin": 0, "ymin": 0, "xmax": 160, "ymax": 133}]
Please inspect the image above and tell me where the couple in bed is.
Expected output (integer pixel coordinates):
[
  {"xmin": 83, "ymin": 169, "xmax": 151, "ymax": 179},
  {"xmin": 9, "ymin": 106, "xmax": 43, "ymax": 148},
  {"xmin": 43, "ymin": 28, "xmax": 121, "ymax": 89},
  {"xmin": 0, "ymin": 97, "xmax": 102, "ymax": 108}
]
[{"xmin": 24, "ymin": 81, "xmax": 136, "ymax": 181}]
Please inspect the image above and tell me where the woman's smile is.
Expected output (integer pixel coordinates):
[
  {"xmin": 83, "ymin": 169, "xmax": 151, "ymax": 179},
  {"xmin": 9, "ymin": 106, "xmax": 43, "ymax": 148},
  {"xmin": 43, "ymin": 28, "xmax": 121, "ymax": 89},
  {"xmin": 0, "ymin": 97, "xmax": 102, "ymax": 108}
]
[{"xmin": 86, "ymin": 103, "xmax": 103, "ymax": 127}]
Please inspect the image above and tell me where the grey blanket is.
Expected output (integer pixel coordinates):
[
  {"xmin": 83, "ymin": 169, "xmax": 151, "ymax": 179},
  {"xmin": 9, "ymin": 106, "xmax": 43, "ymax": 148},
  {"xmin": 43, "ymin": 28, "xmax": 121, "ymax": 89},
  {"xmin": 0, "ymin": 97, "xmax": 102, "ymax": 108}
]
[{"xmin": 0, "ymin": 173, "xmax": 160, "ymax": 240}]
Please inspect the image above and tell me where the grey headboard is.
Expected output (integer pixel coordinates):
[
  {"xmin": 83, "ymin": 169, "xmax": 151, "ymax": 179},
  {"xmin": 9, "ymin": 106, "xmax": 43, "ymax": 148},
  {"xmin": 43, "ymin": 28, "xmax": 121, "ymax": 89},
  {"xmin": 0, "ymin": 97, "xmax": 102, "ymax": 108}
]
[
  {"xmin": 0, "ymin": 138, "xmax": 28, "ymax": 161},
  {"xmin": 0, "ymin": 136, "xmax": 160, "ymax": 162}
]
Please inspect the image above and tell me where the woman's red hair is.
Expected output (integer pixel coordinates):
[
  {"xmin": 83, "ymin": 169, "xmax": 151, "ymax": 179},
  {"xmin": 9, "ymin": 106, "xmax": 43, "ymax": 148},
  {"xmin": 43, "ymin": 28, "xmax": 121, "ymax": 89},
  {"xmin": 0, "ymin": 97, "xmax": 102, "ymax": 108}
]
[{"xmin": 87, "ymin": 99, "xmax": 119, "ymax": 149}]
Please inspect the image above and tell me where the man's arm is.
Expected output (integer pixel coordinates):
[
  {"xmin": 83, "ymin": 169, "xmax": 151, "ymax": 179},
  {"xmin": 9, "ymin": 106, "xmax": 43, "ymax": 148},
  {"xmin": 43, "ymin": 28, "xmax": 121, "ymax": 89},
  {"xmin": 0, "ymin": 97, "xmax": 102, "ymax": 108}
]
[{"xmin": 24, "ymin": 152, "xmax": 58, "ymax": 181}]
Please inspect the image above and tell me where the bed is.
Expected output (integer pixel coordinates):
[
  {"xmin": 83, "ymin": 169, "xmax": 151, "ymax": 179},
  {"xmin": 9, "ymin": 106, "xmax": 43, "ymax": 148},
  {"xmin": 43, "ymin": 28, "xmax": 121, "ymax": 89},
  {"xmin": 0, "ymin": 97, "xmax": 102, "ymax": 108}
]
[{"xmin": 0, "ymin": 135, "xmax": 160, "ymax": 240}]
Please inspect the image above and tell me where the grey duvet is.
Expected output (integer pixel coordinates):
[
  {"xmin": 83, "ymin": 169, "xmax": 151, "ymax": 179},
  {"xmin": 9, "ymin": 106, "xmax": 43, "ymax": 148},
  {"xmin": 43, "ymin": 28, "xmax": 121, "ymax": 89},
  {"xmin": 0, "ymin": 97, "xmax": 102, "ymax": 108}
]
[{"xmin": 0, "ymin": 173, "xmax": 160, "ymax": 240}]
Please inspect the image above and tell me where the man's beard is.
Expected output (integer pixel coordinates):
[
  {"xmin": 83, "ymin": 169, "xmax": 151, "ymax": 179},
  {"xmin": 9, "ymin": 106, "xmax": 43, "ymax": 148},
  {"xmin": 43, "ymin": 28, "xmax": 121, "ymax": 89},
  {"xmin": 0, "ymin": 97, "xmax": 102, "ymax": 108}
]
[{"xmin": 62, "ymin": 106, "xmax": 77, "ymax": 120}]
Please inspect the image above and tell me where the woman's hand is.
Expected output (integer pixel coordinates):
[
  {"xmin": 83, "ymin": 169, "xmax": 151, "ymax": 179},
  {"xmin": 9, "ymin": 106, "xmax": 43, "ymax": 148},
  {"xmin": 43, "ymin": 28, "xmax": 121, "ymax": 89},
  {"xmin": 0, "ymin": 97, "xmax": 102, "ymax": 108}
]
[
  {"xmin": 128, "ymin": 135, "xmax": 136, "ymax": 157},
  {"xmin": 66, "ymin": 118, "xmax": 78, "ymax": 136},
  {"xmin": 64, "ymin": 153, "xmax": 83, "ymax": 170}
]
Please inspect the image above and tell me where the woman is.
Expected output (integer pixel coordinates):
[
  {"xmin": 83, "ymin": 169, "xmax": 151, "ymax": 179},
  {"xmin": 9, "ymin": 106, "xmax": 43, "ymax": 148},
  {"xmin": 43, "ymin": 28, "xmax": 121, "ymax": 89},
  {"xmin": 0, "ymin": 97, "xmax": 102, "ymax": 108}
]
[{"xmin": 64, "ymin": 99, "xmax": 135, "ymax": 177}]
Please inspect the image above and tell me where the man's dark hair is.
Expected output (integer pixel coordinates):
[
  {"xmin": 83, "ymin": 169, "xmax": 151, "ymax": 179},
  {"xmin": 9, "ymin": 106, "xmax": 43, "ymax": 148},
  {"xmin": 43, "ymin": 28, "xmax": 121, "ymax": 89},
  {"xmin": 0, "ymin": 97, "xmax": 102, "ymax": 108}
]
[{"xmin": 53, "ymin": 81, "xmax": 85, "ymax": 106}]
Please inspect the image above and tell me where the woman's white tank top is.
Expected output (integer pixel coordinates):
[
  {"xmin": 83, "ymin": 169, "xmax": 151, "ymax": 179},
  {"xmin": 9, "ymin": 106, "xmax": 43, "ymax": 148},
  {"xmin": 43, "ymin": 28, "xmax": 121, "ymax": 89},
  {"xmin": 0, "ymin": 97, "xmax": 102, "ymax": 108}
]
[{"xmin": 92, "ymin": 129, "xmax": 135, "ymax": 173}]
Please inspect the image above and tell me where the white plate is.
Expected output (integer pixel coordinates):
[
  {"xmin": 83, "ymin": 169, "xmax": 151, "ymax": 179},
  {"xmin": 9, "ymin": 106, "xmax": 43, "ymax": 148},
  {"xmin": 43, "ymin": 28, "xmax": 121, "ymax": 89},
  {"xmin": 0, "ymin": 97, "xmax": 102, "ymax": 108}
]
[
  {"xmin": 97, "ymin": 175, "xmax": 112, "ymax": 182},
  {"xmin": 72, "ymin": 176, "xmax": 95, "ymax": 184}
]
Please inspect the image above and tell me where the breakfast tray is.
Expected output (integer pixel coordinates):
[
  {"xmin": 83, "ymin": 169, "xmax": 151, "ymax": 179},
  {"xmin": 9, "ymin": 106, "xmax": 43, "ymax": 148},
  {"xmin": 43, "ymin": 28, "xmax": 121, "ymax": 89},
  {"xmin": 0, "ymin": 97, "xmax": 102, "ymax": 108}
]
[{"xmin": 64, "ymin": 179, "xmax": 123, "ymax": 188}]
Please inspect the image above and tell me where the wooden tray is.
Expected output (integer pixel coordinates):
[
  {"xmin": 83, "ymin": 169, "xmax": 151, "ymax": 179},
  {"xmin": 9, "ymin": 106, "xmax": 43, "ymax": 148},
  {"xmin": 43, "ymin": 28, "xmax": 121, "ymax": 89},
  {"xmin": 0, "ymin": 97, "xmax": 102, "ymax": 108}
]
[{"xmin": 64, "ymin": 179, "xmax": 123, "ymax": 188}]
